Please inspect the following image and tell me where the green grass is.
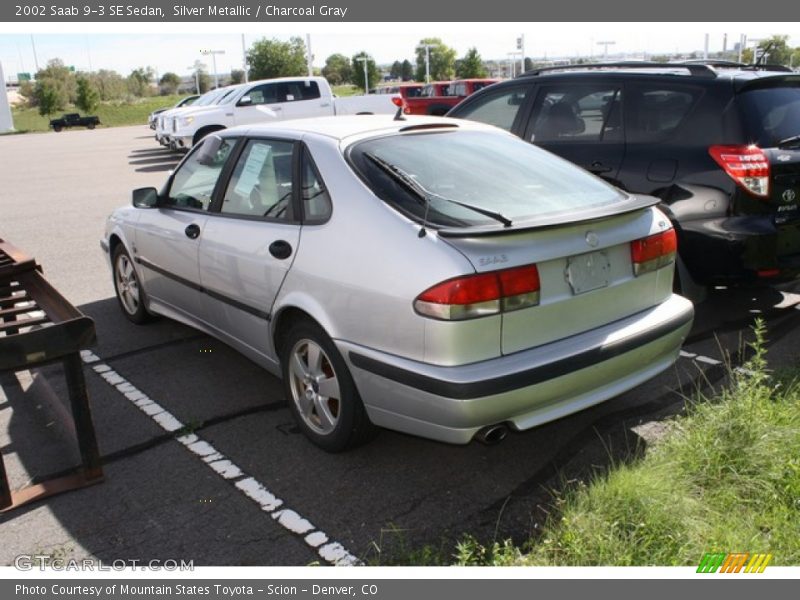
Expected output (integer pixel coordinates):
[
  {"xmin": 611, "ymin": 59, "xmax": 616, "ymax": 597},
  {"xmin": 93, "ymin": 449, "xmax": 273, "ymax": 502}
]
[
  {"xmin": 332, "ymin": 84, "xmax": 362, "ymax": 97},
  {"xmin": 453, "ymin": 319, "xmax": 800, "ymax": 566},
  {"xmin": 9, "ymin": 94, "xmax": 186, "ymax": 133}
]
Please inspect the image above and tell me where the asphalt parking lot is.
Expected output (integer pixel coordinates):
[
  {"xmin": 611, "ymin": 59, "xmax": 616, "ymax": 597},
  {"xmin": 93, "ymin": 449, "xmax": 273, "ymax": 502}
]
[{"xmin": 1, "ymin": 125, "xmax": 800, "ymax": 566}]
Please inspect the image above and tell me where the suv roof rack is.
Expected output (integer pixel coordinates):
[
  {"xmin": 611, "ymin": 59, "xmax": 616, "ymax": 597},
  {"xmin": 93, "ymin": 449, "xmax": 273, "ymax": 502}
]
[
  {"xmin": 678, "ymin": 59, "xmax": 794, "ymax": 72},
  {"xmin": 519, "ymin": 61, "xmax": 718, "ymax": 79}
]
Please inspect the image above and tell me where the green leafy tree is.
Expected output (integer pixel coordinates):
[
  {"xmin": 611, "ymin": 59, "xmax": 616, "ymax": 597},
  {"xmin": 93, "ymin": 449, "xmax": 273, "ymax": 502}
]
[
  {"xmin": 744, "ymin": 35, "xmax": 793, "ymax": 65},
  {"xmin": 322, "ymin": 53, "xmax": 353, "ymax": 86},
  {"xmin": 229, "ymin": 69, "xmax": 246, "ymax": 84},
  {"xmin": 158, "ymin": 72, "xmax": 182, "ymax": 95},
  {"xmin": 196, "ymin": 70, "xmax": 211, "ymax": 93},
  {"xmin": 35, "ymin": 80, "xmax": 63, "ymax": 117},
  {"xmin": 127, "ymin": 67, "xmax": 154, "ymax": 97},
  {"xmin": 414, "ymin": 38, "xmax": 457, "ymax": 82},
  {"xmin": 456, "ymin": 47, "xmax": 487, "ymax": 78},
  {"xmin": 401, "ymin": 59, "xmax": 414, "ymax": 81},
  {"xmin": 75, "ymin": 76, "xmax": 99, "ymax": 113},
  {"xmin": 389, "ymin": 61, "xmax": 403, "ymax": 80},
  {"xmin": 34, "ymin": 59, "xmax": 77, "ymax": 106},
  {"xmin": 88, "ymin": 69, "xmax": 127, "ymax": 101},
  {"xmin": 524, "ymin": 57, "xmax": 534, "ymax": 72},
  {"xmin": 351, "ymin": 52, "xmax": 381, "ymax": 93},
  {"xmin": 247, "ymin": 37, "xmax": 307, "ymax": 80}
]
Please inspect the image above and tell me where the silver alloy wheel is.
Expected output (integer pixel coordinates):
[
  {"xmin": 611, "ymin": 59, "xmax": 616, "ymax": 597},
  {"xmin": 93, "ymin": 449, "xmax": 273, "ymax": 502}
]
[
  {"xmin": 287, "ymin": 338, "xmax": 341, "ymax": 435},
  {"xmin": 115, "ymin": 253, "xmax": 140, "ymax": 316}
]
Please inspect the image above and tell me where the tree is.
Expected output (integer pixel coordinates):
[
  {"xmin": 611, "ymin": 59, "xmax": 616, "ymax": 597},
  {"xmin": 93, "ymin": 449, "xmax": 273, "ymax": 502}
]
[
  {"xmin": 35, "ymin": 80, "xmax": 62, "ymax": 118},
  {"xmin": 196, "ymin": 70, "xmax": 212, "ymax": 93},
  {"xmin": 88, "ymin": 69, "xmax": 127, "ymax": 101},
  {"xmin": 351, "ymin": 52, "xmax": 381, "ymax": 93},
  {"xmin": 389, "ymin": 61, "xmax": 403, "ymax": 80},
  {"xmin": 34, "ymin": 59, "xmax": 77, "ymax": 106},
  {"xmin": 158, "ymin": 72, "xmax": 182, "ymax": 95},
  {"xmin": 127, "ymin": 67, "xmax": 154, "ymax": 97},
  {"xmin": 247, "ymin": 37, "xmax": 307, "ymax": 80},
  {"xmin": 401, "ymin": 60, "xmax": 414, "ymax": 81},
  {"xmin": 322, "ymin": 53, "xmax": 353, "ymax": 86},
  {"xmin": 744, "ymin": 35, "xmax": 793, "ymax": 65},
  {"xmin": 524, "ymin": 57, "xmax": 535, "ymax": 72},
  {"xmin": 75, "ymin": 76, "xmax": 99, "ymax": 113},
  {"xmin": 456, "ymin": 47, "xmax": 487, "ymax": 78},
  {"xmin": 230, "ymin": 69, "xmax": 246, "ymax": 84},
  {"xmin": 414, "ymin": 38, "xmax": 457, "ymax": 82}
]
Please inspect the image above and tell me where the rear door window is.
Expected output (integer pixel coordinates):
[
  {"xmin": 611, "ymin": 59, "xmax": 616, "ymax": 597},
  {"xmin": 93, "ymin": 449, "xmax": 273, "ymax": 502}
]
[{"xmin": 528, "ymin": 85, "xmax": 622, "ymax": 143}]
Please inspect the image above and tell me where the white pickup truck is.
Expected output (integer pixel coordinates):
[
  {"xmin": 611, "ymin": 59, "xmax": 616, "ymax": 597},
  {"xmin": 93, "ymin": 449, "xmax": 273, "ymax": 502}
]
[{"xmin": 168, "ymin": 76, "xmax": 398, "ymax": 150}]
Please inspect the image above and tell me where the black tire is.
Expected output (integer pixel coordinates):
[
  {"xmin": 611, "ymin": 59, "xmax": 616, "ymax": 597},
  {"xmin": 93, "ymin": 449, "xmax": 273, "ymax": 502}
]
[
  {"xmin": 87, "ymin": 122, "xmax": 96, "ymax": 130},
  {"xmin": 112, "ymin": 244, "xmax": 154, "ymax": 324},
  {"xmin": 53, "ymin": 125, "xmax": 63, "ymax": 132},
  {"xmin": 280, "ymin": 319, "xmax": 377, "ymax": 452}
]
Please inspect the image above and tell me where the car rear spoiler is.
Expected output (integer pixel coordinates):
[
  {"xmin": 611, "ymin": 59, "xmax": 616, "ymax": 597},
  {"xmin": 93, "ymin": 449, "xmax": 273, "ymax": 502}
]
[
  {"xmin": 735, "ymin": 74, "xmax": 800, "ymax": 93},
  {"xmin": 436, "ymin": 194, "xmax": 661, "ymax": 238}
]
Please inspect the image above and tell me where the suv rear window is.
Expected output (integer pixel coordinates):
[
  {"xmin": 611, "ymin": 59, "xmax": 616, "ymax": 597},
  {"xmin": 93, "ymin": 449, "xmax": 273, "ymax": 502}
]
[
  {"xmin": 738, "ymin": 84, "xmax": 800, "ymax": 147},
  {"xmin": 349, "ymin": 130, "xmax": 626, "ymax": 228}
]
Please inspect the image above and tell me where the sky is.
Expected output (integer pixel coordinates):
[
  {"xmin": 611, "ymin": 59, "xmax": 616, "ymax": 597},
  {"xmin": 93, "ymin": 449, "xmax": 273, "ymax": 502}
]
[{"xmin": 0, "ymin": 23, "xmax": 798, "ymax": 80}]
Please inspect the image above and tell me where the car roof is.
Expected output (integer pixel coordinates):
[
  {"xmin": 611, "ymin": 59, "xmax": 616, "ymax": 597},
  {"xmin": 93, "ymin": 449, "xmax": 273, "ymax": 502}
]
[{"xmin": 228, "ymin": 115, "xmax": 498, "ymax": 143}]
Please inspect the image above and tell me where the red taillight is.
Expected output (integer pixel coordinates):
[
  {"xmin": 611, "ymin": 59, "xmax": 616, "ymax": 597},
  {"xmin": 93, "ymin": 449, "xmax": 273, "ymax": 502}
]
[
  {"xmin": 631, "ymin": 228, "xmax": 677, "ymax": 276},
  {"xmin": 414, "ymin": 264, "xmax": 540, "ymax": 320},
  {"xmin": 709, "ymin": 144, "xmax": 770, "ymax": 198}
]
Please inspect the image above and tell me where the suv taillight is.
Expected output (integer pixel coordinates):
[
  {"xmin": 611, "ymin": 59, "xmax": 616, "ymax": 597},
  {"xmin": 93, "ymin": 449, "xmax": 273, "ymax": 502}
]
[
  {"xmin": 709, "ymin": 145, "xmax": 770, "ymax": 198},
  {"xmin": 414, "ymin": 264, "xmax": 540, "ymax": 320},
  {"xmin": 631, "ymin": 228, "xmax": 677, "ymax": 276}
]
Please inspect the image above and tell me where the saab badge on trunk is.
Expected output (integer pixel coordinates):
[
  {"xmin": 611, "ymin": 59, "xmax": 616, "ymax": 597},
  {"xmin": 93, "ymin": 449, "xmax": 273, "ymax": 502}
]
[{"xmin": 585, "ymin": 231, "xmax": 599, "ymax": 248}]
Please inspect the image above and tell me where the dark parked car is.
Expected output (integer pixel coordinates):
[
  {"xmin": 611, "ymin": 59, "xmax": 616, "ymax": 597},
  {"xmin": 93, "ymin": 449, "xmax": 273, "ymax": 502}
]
[
  {"xmin": 448, "ymin": 62, "xmax": 800, "ymax": 299},
  {"xmin": 50, "ymin": 113, "xmax": 100, "ymax": 132}
]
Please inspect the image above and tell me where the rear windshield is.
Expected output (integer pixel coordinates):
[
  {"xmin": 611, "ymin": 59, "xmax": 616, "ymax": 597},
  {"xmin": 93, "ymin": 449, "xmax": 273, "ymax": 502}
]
[
  {"xmin": 739, "ymin": 83, "xmax": 800, "ymax": 147},
  {"xmin": 348, "ymin": 130, "xmax": 627, "ymax": 228}
]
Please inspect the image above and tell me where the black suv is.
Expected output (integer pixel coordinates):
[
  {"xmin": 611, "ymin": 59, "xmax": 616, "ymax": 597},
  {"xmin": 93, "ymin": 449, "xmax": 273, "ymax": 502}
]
[{"xmin": 448, "ymin": 62, "xmax": 800, "ymax": 298}]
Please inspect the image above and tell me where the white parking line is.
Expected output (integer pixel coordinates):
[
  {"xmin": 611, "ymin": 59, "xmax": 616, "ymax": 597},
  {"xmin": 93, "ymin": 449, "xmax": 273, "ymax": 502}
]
[{"xmin": 80, "ymin": 349, "xmax": 360, "ymax": 566}]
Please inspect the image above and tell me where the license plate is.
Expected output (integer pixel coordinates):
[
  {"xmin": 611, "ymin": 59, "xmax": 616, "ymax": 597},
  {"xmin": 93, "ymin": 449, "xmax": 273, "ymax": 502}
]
[{"xmin": 566, "ymin": 250, "xmax": 611, "ymax": 295}]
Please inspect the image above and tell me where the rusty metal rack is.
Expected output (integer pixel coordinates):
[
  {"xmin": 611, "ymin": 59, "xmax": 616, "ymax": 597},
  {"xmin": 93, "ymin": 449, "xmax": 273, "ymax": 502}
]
[{"xmin": 0, "ymin": 238, "xmax": 102, "ymax": 511}]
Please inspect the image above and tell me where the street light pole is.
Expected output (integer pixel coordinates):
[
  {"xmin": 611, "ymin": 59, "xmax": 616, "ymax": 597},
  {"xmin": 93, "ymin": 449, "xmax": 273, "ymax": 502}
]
[
  {"xmin": 356, "ymin": 56, "xmax": 370, "ymax": 94},
  {"xmin": 417, "ymin": 44, "xmax": 435, "ymax": 82},
  {"xmin": 201, "ymin": 49, "xmax": 225, "ymax": 88},
  {"xmin": 189, "ymin": 60, "xmax": 205, "ymax": 94},
  {"xmin": 597, "ymin": 40, "xmax": 616, "ymax": 61},
  {"xmin": 241, "ymin": 34, "xmax": 249, "ymax": 83}
]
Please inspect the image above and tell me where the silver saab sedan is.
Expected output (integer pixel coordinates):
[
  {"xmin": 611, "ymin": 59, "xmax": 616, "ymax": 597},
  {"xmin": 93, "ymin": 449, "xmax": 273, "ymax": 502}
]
[{"xmin": 102, "ymin": 115, "xmax": 694, "ymax": 451}]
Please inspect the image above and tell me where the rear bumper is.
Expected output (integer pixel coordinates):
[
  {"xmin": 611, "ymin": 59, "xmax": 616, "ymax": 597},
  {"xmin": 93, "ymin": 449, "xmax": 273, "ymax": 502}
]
[
  {"xmin": 681, "ymin": 215, "xmax": 800, "ymax": 284},
  {"xmin": 338, "ymin": 294, "xmax": 694, "ymax": 444}
]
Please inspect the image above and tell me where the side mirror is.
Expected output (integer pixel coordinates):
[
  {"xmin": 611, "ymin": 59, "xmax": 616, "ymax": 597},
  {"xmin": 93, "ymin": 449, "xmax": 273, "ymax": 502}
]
[
  {"xmin": 132, "ymin": 187, "xmax": 159, "ymax": 208},
  {"xmin": 196, "ymin": 134, "xmax": 224, "ymax": 166},
  {"xmin": 238, "ymin": 95, "xmax": 253, "ymax": 107}
]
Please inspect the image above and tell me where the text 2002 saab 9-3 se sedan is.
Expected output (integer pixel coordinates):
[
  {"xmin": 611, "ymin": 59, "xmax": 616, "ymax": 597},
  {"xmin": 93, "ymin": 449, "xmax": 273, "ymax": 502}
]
[{"xmin": 102, "ymin": 115, "xmax": 694, "ymax": 451}]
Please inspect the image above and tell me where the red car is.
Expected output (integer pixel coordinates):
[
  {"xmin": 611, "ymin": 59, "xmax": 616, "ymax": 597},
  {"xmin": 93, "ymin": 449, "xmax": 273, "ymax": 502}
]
[{"xmin": 404, "ymin": 79, "xmax": 499, "ymax": 115}]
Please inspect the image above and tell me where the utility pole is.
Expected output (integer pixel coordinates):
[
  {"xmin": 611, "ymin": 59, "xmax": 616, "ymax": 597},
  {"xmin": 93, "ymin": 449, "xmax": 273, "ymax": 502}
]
[
  {"xmin": 517, "ymin": 34, "xmax": 525, "ymax": 75},
  {"xmin": 241, "ymin": 34, "xmax": 248, "ymax": 83},
  {"xmin": 739, "ymin": 34, "xmax": 746, "ymax": 63},
  {"xmin": 306, "ymin": 34, "xmax": 313, "ymax": 77},
  {"xmin": 189, "ymin": 60, "xmax": 205, "ymax": 94},
  {"xmin": 356, "ymin": 56, "xmax": 370, "ymax": 94},
  {"xmin": 0, "ymin": 61, "xmax": 14, "ymax": 133},
  {"xmin": 703, "ymin": 33, "xmax": 709, "ymax": 60},
  {"xmin": 30, "ymin": 35, "xmax": 39, "ymax": 71},
  {"xmin": 597, "ymin": 40, "xmax": 616, "ymax": 61},
  {"xmin": 417, "ymin": 44, "xmax": 435, "ymax": 82},
  {"xmin": 201, "ymin": 49, "xmax": 225, "ymax": 88}
]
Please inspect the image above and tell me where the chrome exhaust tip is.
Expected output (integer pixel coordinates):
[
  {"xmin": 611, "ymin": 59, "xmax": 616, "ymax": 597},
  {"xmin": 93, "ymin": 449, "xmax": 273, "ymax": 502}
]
[{"xmin": 474, "ymin": 423, "xmax": 509, "ymax": 445}]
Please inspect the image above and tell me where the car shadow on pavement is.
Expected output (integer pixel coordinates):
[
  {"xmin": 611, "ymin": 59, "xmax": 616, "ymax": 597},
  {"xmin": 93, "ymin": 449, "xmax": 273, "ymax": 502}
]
[{"xmin": 128, "ymin": 148, "xmax": 182, "ymax": 173}]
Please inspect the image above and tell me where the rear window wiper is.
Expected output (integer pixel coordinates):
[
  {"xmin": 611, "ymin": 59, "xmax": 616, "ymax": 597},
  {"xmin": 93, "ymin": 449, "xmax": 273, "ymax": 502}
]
[
  {"xmin": 777, "ymin": 134, "xmax": 800, "ymax": 149},
  {"xmin": 364, "ymin": 152, "xmax": 512, "ymax": 228}
]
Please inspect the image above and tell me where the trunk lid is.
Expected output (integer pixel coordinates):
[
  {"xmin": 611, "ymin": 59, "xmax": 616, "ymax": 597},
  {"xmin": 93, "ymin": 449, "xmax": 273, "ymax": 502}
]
[{"xmin": 439, "ymin": 206, "xmax": 675, "ymax": 355}]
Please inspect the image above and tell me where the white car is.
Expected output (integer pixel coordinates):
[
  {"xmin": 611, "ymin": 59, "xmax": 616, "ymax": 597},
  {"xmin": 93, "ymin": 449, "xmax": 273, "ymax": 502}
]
[{"xmin": 103, "ymin": 116, "xmax": 693, "ymax": 451}]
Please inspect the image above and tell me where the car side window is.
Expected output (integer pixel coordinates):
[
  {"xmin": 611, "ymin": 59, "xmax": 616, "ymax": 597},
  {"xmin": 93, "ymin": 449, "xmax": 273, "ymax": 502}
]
[
  {"xmin": 453, "ymin": 85, "xmax": 529, "ymax": 131},
  {"xmin": 222, "ymin": 139, "xmax": 295, "ymax": 220},
  {"xmin": 282, "ymin": 80, "xmax": 321, "ymax": 102},
  {"xmin": 247, "ymin": 83, "xmax": 279, "ymax": 105},
  {"xmin": 627, "ymin": 85, "xmax": 700, "ymax": 142},
  {"xmin": 529, "ymin": 86, "xmax": 622, "ymax": 143},
  {"xmin": 165, "ymin": 137, "xmax": 234, "ymax": 211},
  {"xmin": 302, "ymin": 149, "xmax": 332, "ymax": 224}
]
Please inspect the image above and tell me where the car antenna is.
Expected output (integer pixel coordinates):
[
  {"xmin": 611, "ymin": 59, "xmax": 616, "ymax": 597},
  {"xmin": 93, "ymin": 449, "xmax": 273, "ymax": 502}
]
[{"xmin": 391, "ymin": 96, "xmax": 407, "ymax": 121}]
